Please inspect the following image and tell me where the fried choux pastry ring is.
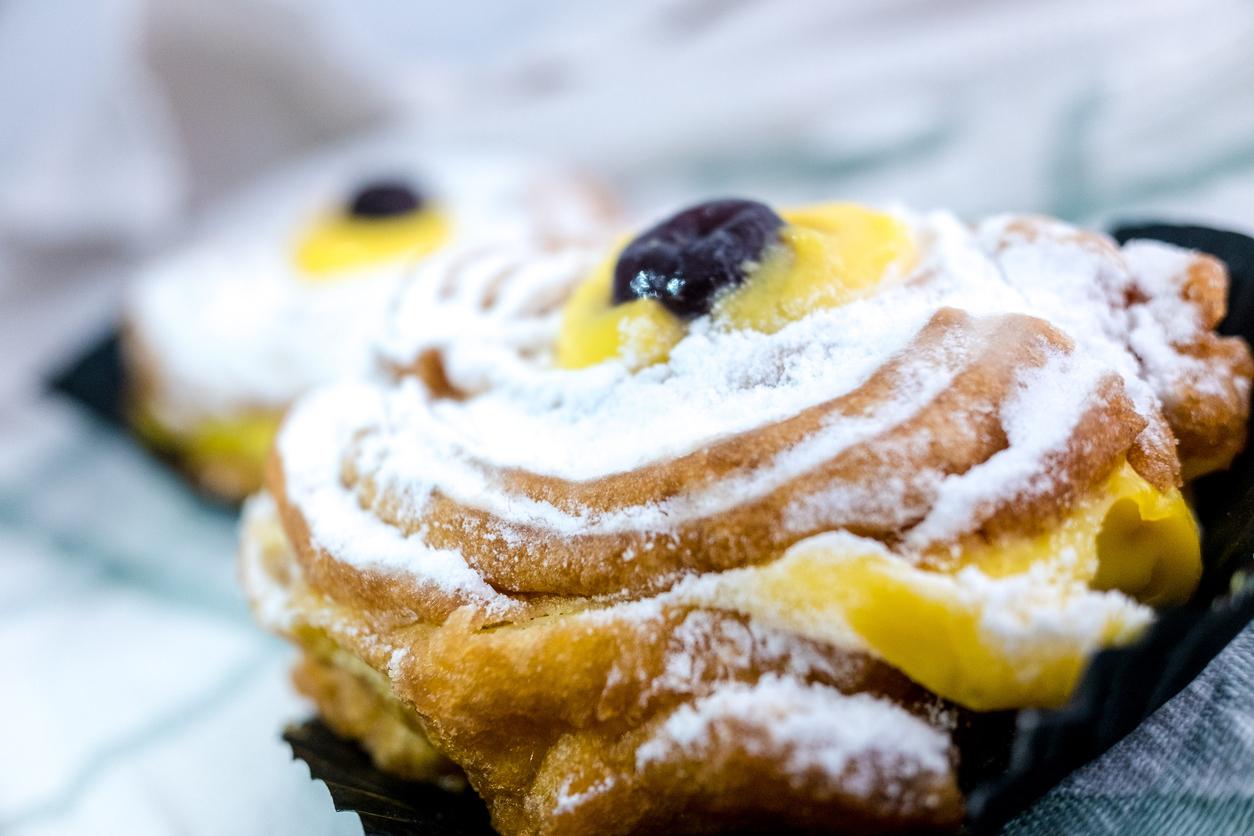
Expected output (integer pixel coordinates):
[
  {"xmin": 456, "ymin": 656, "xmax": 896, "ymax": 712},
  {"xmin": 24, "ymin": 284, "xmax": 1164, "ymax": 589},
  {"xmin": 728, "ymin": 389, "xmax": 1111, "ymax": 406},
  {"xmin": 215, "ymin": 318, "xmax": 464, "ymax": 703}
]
[{"xmin": 241, "ymin": 199, "xmax": 1251, "ymax": 834}]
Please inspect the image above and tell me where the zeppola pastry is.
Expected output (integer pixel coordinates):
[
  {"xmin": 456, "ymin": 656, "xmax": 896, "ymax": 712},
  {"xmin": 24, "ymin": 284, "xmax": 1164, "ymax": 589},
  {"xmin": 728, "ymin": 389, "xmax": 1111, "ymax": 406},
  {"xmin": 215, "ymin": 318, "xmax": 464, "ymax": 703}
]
[
  {"xmin": 124, "ymin": 137, "xmax": 615, "ymax": 500},
  {"xmin": 240, "ymin": 198, "xmax": 1252, "ymax": 833}
]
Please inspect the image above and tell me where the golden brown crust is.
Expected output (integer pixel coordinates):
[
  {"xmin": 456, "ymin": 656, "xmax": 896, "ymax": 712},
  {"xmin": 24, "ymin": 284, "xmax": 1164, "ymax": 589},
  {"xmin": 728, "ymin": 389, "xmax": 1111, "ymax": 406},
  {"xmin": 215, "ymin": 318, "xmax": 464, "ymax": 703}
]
[
  {"xmin": 298, "ymin": 641, "xmax": 963, "ymax": 834},
  {"xmin": 248, "ymin": 517, "xmax": 964, "ymax": 834},
  {"xmin": 1167, "ymin": 332, "xmax": 1252, "ymax": 478},
  {"xmin": 1133, "ymin": 252, "xmax": 1252, "ymax": 476},
  {"xmin": 292, "ymin": 651, "xmax": 463, "ymax": 786},
  {"xmin": 1181, "ymin": 254, "xmax": 1229, "ymax": 329},
  {"xmin": 996, "ymin": 223, "xmax": 1252, "ymax": 478},
  {"xmin": 268, "ymin": 450, "xmax": 515, "ymax": 625}
]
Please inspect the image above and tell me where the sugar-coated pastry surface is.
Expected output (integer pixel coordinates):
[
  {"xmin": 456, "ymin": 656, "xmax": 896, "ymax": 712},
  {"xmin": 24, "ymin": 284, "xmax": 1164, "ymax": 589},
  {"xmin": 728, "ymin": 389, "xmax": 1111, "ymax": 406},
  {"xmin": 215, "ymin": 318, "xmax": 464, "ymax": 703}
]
[
  {"xmin": 125, "ymin": 131, "xmax": 616, "ymax": 499},
  {"xmin": 241, "ymin": 201, "xmax": 1251, "ymax": 834}
]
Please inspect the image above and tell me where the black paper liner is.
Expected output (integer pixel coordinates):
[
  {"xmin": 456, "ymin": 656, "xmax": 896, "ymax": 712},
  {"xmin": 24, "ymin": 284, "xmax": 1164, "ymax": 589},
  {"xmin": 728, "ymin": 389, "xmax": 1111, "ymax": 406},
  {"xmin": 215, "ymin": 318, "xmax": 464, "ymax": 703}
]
[
  {"xmin": 47, "ymin": 330, "xmax": 127, "ymax": 426},
  {"xmin": 284, "ymin": 721, "xmax": 493, "ymax": 836},
  {"xmin": 47, "ymin": 223, "xmax": 1254, "ymax": 834}
]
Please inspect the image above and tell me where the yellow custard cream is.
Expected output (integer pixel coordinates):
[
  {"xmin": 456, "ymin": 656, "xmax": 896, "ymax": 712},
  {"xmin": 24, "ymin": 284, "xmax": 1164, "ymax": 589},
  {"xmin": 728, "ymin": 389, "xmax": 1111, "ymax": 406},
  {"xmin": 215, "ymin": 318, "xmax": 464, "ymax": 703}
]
[
  {"xmin": 295, "ymin": 208, "xmax": 450, "ymax": 278},
  {"xmin": 557, "ymin": 203, "xmax": 915, "ymax": 368},
  {"xmin": 133, "ymin": 406, "xmax": 282, "ymax": 497},
  {"xmin": 689, "ymin": 461, "xmax": 1199, "ymax": 711}
]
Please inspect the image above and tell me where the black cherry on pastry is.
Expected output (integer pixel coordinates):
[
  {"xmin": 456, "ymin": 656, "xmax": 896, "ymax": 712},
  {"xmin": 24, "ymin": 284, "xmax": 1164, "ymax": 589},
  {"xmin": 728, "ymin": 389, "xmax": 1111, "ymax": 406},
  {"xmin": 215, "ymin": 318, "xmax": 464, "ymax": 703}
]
[
  {"xmin": 612, "ymin": 198, "xmax": 784, "ymax": 318},
  {"xmin": 557, "ymin": 201, "xmax": 916, "ymax": 369},
  {"xmin": 348, "ymin": 179, "xmax": 424, "ymax": 218}
]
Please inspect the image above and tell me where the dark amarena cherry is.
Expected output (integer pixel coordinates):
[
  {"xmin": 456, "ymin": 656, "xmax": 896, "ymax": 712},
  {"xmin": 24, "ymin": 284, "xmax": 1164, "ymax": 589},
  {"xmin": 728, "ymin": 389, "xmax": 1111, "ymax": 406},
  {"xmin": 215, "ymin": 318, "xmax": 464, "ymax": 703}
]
[
  {"xmin": 612, "ymin": 198, "xmax": 784, "ymax": 318},
  {"xmin": 348, "ymin": 179, "xmax": 424, "ymax": 218}
]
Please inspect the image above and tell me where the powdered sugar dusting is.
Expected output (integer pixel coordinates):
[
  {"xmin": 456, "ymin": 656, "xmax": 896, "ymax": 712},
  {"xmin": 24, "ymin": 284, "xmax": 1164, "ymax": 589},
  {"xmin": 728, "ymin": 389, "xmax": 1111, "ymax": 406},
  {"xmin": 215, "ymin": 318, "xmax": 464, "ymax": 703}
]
[
  {"xmin": 957, "ymin": 560, "xmax": 1153, "ymax": 668},
  {"xmin": 646, "ymin": 609, "xmax": 861, "ymax": 702},
  {"xmin": 553, "ymin": 776, "xmax": 616, "ymax": 816},
  {"xmin": 277, "ymin": 383, "xmax": 512, "ymax": 611},
  {"xmin": 905, "ymin": 347, "xmax": 1108, "ymax": 548},
  {"xmin": 1122, "ymin": 239, "xmax": 1223, "ymax": 396},
  {"xmin": 417, "ymin": 298, "xmax": 937, "ymax": 480},
  {"xmin": 344, "ymin": 339, "xmax": 964, "ymax": 538},
  {"xmin": 634, "ymin": 675, "xmax": 951, "ymax": 797},
  {"xmin": 376, "ymin": 242, "xmax": 601, "ymax": 396}
]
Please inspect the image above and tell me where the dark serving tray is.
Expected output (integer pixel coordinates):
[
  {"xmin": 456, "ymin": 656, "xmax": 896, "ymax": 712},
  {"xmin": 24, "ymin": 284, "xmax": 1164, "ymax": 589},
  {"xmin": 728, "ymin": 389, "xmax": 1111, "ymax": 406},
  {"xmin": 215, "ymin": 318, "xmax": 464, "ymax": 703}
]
[{"xmin": 48, "ymin": 223, "xmax": 1254, "ymax": 834}]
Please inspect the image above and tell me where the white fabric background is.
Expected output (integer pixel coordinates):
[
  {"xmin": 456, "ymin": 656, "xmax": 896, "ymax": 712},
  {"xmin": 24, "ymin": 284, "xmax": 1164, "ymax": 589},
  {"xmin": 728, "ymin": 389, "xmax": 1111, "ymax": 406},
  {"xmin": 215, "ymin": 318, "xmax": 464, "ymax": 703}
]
[{"xmin": 1, "ymin": 1, "xmax": 1252, "ymax": 834}]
